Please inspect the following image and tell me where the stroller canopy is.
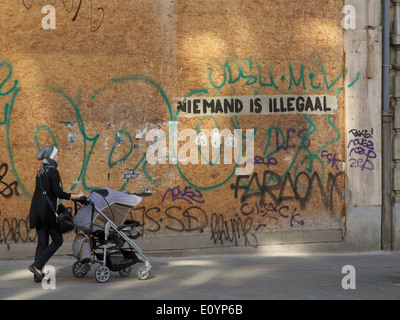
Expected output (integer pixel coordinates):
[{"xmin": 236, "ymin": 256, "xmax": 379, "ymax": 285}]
[{"xmin": 74, "ymin": 188, "xmax": 142, "ymax": 233}]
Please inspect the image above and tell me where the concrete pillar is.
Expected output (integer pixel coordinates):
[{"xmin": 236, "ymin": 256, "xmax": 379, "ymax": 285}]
[
  {"xmin": 391, "ymin": 0, "xmax": 400, "ymax": 250},
  {"xmin": 344, "ymin": 0, "xmax": 382, "ymax": 250}
]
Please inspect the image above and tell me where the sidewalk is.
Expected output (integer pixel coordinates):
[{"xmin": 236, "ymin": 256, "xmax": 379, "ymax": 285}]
[{"xmin": 1, "ymin": 251, "xmax": 400, "ymax": 300}]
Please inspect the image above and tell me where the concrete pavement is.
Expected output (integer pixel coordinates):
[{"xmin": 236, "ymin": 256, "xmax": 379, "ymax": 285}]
[{"xmin": 1, "ymin": 250, "xmax": 400, "ymax": 300}]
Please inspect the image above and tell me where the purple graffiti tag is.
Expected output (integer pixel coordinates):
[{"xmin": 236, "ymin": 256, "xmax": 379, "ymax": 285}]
[
  {"xmin": 240, "ymin": 201, "xmax": 304, "ymax": 230},
  {"xmin": 321, "ymin": 150, "xmax": 342, "ymax": 170},
  {"xmin": 347, "ymin": 137, "xmax": 376, "ymax": 171},
  {"xmin": 162, "ymin": 186, "xmax": 205, "ymax": 205}
]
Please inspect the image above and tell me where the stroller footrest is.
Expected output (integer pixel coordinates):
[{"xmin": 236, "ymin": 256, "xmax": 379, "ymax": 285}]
[
  {"xmin": 122, "ymin": 220, "xmax": 141, "ymax": 228},
  {"xmin": 118, "ymin": 225, "xmax": 141, "ymax": 239}
]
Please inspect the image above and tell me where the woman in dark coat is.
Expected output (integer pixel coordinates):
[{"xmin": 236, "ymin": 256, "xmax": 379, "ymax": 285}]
[{"xmin": 28, "ymin": 145, "xmax": 84, "ymax": 282}]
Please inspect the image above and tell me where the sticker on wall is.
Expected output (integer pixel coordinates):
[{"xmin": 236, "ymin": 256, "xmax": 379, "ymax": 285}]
[
  {"xmin": 61, "ymin": 121, "xmax": 76, "ymax": 128},
  {"xmin": 123, "ymin": 169, "xmax": 140, "ymax": 181},
  {"xmin": 135, "ymin": 128, "xmax": 147, "ymax": 139},
  {"xmin": 175, "ymin": 94, "xmax": 338, "ymax": 117},
  {"xmin": 68, "ymin": 132, "xmax": 77, "ymax": 143},
  {"xmin": 115, "ymin": 132, "xmax": 126, "ymax": 145}
]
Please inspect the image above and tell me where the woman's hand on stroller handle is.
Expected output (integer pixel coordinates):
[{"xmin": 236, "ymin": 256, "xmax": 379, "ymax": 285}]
[
  {"xmin": 69, "ymin": 191, "xmax": 89, "ymax": 203},
  {"xmin": 72, "ymin": 195, "xmax": 92, "ymax": 205},
  {"xmin": 70, "ymin": 192, "xmax": 85, "ymax": 200}
]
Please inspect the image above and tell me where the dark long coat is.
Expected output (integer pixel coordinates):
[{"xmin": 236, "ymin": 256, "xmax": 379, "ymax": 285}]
[{"xmin": 29, "ymin": 165, "xmax": 71, "ymax": 229}]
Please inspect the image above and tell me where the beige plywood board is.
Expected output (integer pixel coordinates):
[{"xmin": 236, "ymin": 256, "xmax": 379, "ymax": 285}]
[{"xmin": 0, "ymin": 0, "xmax": 348, "ymax": 249}]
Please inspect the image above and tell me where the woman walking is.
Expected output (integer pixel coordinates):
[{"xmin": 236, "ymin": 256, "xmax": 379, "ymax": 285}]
[{"xmin": 28, "ymin": 145, "xmax": 84, "ymax": 282}]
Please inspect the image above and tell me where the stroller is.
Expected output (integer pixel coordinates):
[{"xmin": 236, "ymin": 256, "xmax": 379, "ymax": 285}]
[{"xmin": 71, "ymin": 188, "xmax": 151, "ymax": 283}]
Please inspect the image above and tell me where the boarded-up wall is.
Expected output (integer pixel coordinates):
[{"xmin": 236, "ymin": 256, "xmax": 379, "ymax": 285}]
[{"xmin": 0, "ymin": 0, "xmax": 359, "ymax": 251}]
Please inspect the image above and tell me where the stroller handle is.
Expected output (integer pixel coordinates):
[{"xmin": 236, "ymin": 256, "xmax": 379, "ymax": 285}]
[{"xmin": 73, "ymin": 195, "xmax": 93, "ymax": 206}]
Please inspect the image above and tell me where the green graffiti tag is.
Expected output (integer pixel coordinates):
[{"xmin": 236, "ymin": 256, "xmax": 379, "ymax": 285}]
[
  {"xmin": 0, "ymin": 61, "xmax": 26, "ymax": 198},
  {"xmin": 208, "ymin": 57, "xmax": 361, "ymax": 98},
  {"xmin": 0, "ymin": 56, "xmax": 355, "ymax": 199}
]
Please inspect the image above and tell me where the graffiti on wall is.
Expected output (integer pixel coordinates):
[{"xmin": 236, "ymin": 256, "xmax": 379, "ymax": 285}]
[
  {"xmin": 0, "ymin": 163, "xmax": 19, "ymax": 199},
  {"xmin": 230, "ymin": 170, "xmax": 342, "ymax": 212},
  {"xmin": 130, "ymin": 204, "xmax": 259, "ymax": 248},
  {"xmin": 0, "ymin": 162, "xmax": 26, "ymax": 246},
  {"xmin": 348, "ymin": 128, "xmax": 377, "ymax": 171},
  {"xmin": 207, "ymin": 58, "xmax": 360, "ymax": 98},
  {"xmin": 0, "ymin": 55, "xmax": 359, "ymax": 247}
]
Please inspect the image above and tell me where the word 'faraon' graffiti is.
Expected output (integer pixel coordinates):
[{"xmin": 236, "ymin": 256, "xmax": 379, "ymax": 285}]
[{"xmin": 231, "ymin": 170, "xmax": 342, "ymax": 212}]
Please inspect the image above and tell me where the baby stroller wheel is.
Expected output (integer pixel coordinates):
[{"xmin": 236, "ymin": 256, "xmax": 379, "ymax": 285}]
[
  {"xmin": 72, "ymin": 261, "xmax": 90, "ymax": 278},
  {"xmin": 95, "ymin": 265, "xmax": 110, "ymax": 283},
  {"xmin": 136, "ymin": 266, "xmax": 150, "ymax": 280},
  {"xmin": 119, "ymin": 266, "xmax": 133, "ymax": 277}
]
